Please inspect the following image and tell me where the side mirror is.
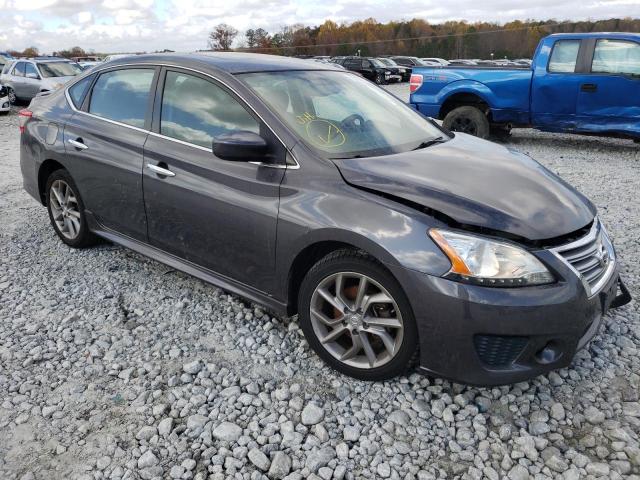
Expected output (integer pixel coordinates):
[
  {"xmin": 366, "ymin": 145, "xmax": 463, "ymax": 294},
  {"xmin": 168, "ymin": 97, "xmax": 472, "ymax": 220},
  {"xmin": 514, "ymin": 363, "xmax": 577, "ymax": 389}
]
[
  {"xmin": 213, "ymin": 131, "xmax": 268, "ymax": 161},
  {"xmin": 26, "ymin": 72, "xmax": 39, "ymax": 79}
]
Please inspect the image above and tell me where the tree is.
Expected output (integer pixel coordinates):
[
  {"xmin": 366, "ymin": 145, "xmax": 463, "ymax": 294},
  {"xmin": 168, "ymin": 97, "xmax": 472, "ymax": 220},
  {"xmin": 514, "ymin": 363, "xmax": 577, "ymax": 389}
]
[
  {"xmin": 245, "ymin": 29, "xmax": 256, "ymax": 48},
  {"xmin": 253, "ymin": 28, "xmax": 271, "ymax": 49},
  {"xmin": 22, "ymin": 46, "xmax": 39, "ymax": 57},
  {"xmin": 208, "ymin": 24, "xmax": 238, "ymax": 51}
]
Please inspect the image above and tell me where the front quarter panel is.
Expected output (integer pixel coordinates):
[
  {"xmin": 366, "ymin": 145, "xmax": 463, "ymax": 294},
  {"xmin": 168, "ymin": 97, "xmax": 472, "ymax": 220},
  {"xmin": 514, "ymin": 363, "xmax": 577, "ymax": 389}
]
[{"xmin": 275, "ymin": 144, "xmax": 452, "ymax": 302}]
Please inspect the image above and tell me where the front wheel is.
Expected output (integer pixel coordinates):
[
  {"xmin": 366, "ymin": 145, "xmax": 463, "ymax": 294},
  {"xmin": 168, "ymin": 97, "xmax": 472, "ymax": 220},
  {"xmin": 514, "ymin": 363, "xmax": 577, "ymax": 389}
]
[
  {"xmin": 443, "ymin": 105, "xmax": 490, "ymax": 139},
  {"xmin": 45, "ymin": 169, "xmax": 98, "ymax": 248},
  {"xmin": 298, "ymin": 250, "xmax": 418, "ymax": 381},
  {"xmin": 375, "ymin": 73, "xmax": 385, "ymax": 85}
]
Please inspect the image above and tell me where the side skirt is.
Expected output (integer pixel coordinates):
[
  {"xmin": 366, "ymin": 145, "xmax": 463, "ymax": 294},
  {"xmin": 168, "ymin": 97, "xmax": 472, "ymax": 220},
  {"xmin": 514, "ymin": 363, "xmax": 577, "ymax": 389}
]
[{"xmin": 86, "ymin": 212, "xmax": 289, "ymax": 317}]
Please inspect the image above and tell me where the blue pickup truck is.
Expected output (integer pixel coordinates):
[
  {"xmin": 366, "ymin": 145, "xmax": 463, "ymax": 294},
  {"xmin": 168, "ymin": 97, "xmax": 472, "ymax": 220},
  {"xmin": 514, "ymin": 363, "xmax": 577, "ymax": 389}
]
[{"xmin": 409, "ymin": 33, "xmax": 640, "ymax": 140}]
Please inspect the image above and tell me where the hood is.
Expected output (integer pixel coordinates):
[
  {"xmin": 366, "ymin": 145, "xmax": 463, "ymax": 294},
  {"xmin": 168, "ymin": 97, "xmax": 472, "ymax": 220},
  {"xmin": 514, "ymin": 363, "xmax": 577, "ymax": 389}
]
[{"xmin": 334, "ymin": 133, "xmax": 595, "ymax": 242}]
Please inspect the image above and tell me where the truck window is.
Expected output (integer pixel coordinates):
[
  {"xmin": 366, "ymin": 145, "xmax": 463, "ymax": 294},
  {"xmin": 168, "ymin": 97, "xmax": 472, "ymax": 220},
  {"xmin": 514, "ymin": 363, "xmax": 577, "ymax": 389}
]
[
  {"xmin": 592, "ymin": 39, "xmax": 640, "ymax": 75},
  {"xmin": 548, "ymin": 40, "xmax": 581, "ymax": 73}
]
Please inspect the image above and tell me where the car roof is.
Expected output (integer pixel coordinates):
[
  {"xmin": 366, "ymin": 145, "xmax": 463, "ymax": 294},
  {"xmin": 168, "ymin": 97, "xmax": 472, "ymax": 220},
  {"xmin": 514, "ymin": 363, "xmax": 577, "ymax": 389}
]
[{"xmin": 105, "ymin": 52, "xmax": 343, "ymax": 74}]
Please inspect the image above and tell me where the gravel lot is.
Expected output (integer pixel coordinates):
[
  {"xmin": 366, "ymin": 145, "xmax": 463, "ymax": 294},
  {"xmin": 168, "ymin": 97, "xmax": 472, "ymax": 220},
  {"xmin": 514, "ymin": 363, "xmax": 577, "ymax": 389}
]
[{"xmin": 1, "ymin": 85, "xmax": 639, "ymax": 480}]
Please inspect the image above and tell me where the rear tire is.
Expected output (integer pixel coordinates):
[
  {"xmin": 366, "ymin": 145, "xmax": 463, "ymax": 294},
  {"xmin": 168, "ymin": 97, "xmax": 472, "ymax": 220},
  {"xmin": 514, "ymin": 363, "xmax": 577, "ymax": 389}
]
[
  {"xmin": 7, "ymin": 88, "xmax": 17, "ymax": 105},
  {"xmin": 45, "ymin": 169, "xmax": 98, "ymax": 248},
  {"xmin": 443, "ymin": 105, "xmax": 490, "ymax": 139},
  {"xmin": 298, "ymin": 249, "xmax": 419, "ymax": 381}
]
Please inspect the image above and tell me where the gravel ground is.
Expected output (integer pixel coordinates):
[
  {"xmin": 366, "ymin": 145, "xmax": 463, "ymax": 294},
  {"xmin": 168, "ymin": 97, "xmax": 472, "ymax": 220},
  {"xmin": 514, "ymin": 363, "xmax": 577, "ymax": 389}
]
[{"xmin": 1, "ymin": 85, "xmax": 639, "ymax": 480}]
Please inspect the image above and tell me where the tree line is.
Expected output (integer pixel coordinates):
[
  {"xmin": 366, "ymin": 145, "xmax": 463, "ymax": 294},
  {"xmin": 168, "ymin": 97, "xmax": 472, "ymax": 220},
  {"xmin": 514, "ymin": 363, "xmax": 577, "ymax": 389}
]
[{"xmin": 208, "ymin": 17, "xmax": 640, "ymax": 59}]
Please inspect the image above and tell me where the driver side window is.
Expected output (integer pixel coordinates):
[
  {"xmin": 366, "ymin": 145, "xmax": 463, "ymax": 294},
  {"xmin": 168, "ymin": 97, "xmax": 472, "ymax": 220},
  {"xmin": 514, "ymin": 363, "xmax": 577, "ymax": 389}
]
[{"xmin": 160, "ymin": 71, "xmax": 259, "ymax": 149}]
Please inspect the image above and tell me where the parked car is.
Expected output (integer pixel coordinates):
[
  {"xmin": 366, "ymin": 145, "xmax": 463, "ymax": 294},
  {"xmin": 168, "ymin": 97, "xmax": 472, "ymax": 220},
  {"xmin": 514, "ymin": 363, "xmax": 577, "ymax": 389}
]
[
  {"xmin": 0, "ymin": 57, "xmax": 82, "ymax": 103},
  {"xmin": 448, "ymin": 59, "xmax": 478, "ymax": 66},
  {"xmin": 376, "ymin": 57, "xmax": 410, "ymax": 81},
  {"xmin": 0, "ymin": 84, "xmax": 10, "ymax": 113},
  {"xmin": 334, "ymin": 56, "xmax": 401, "ymax": 84},
  {"xmin": 421, "ymin": 57, "xmax": 449, "ymax": 66},
  {"xmin": 390, "ymin": 56, "xmax": 430, "ymax": 68},
  {"xmin": 78, "ymin": 61, "xmax": 101, "ymax": 71},
  {"xmin": 19, "ymin": 53, "xmax": 630, "ymax": 384},
  {"xmin": 410, "ymin": 33, "xmax": 640, "ymax": 140},
  {"xmin": 71, "ymin": 56, "xmax": 102, "ymax": 63}
]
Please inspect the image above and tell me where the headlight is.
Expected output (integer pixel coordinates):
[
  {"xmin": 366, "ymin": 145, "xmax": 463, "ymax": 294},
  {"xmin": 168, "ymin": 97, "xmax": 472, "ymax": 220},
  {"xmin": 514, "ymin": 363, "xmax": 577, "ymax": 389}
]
[{"xmin": 429, "ymin": 229, "xmax": 554, "ymax": 286}]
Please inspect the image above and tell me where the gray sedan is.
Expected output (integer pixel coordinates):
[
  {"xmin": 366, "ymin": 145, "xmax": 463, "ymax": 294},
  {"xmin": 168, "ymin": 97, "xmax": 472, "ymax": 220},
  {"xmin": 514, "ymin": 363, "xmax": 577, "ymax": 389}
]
[{"xmin": 18, "ymin": 53, "xmax": 630, "ymax": 384}]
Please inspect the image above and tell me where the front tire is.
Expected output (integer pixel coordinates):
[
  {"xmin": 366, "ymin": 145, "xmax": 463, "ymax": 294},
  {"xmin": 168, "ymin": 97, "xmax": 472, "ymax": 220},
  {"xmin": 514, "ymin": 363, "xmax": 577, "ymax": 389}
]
[
  {"xmin": 443, "ymin": 105, "xmax": 490, "ymax": 139},
  {"xmin": 45, "ymin": 169, "xmax": 98, "ymax": 248},
  {"xmin": 298, "ymin": 250, "xmax": 418, "ymax": 381},
  {"xmin": 375, "ymin": 73, "xmax": 385, "ymax": 85}
]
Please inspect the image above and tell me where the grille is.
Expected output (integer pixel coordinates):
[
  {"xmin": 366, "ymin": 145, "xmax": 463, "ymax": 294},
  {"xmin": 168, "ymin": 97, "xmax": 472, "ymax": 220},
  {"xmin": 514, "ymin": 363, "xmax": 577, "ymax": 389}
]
[
  {"xmin": 474, "ymin": 335, "xmax": 528, "ymax": 368},
  {"xmin": 552, "ymin": 220, "xmax": 614, "ymax": 296}
]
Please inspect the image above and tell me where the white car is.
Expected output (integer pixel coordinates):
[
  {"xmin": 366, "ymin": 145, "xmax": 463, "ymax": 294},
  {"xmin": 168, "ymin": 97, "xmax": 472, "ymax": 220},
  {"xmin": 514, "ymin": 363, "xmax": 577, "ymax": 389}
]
[{"xmin": 0, "ymin": 84, "xmax": 10, "ymax": 114}]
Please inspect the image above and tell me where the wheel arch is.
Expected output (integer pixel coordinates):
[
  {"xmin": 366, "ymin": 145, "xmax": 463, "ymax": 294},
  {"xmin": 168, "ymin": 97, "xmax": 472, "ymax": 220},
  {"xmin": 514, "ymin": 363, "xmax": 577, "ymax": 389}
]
[
  {"xmin": 38, "ymin": 159, "xmax": 66, "ymax": 205},
  {"xmin": 284, "ymin": 233, "xmax": 405, "ymax": 317},
  {"xmin": 439, "ymin": 91, "xmax": 491, "ymax": 120}
]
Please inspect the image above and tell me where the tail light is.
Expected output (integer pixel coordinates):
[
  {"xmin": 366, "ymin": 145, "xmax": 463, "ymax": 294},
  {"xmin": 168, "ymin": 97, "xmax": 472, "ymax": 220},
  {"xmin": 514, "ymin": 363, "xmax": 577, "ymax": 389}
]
[
  {"xmin": 18, "ymin": 109, "xmax": 32, "ymax": 134},
  {"xmin": 409, "ymin": 74, "xmax": 423, "ymax": 93}
]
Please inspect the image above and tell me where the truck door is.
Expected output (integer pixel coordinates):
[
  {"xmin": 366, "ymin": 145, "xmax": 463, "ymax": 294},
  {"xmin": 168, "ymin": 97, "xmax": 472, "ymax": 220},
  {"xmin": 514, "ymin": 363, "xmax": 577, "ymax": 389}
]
[
  {"xmin": 530, "ymin": 39, "xmax": 592, "ymax": 131},
  {"xmin": 576, "ymin": 38, "xmax": 640, "ymax": 135}
]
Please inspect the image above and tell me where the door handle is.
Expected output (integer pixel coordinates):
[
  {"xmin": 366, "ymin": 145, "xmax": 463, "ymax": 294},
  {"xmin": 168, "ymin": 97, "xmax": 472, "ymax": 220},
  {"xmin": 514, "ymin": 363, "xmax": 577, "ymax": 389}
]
[
  {"xmin": 146, "ymin": 163, "xmax": 175, "ymax": 177},
  {"xmin": 67, "ymin": 138, "xmax": 88, "ymax": 150},
  {"xmin": 581, "ymin": 83, "xmax": 598, "ymax": 93}
]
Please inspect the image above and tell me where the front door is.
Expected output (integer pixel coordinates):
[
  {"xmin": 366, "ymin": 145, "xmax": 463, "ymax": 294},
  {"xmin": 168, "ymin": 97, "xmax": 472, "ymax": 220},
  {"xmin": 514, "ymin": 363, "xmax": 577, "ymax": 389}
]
[
  {"xmin": 62, "ymin": 67, "xmax": 157, "ymax": 241},
  {"xmin": 576, "ymin": 38, "xmax": 640, "ymax": 135},
  {"xmin": 142, "ymin": 68, "xmax": 285, "ymax": 293},
  {"xmin": 530, "ymin": 38, "xmax": 590, "ymax": 130}
]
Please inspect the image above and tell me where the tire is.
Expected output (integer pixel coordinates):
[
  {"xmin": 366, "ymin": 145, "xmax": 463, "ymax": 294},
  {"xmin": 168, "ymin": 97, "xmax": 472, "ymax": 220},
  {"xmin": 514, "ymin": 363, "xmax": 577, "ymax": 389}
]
[
  {"xmin": 7, "ymin": 88, "xmax": 17, "ymax": 105},
  {"xmin": 45, "ymin": 169, "xmax": 98, "ymax": 248},
  {"xmin": 375, "ymin": 73, "xmax": 385, "ymax": 85},
  {"xmin": 298, "ymin": 249, "xmax": 419, "ymax": 381},
  {"xmin": 490, "ymin": 124, "xmax": 512, "ymax": 140},
  {"xmin": 443, "ymin": 105, "xmax": 490, "ymax": 139}
]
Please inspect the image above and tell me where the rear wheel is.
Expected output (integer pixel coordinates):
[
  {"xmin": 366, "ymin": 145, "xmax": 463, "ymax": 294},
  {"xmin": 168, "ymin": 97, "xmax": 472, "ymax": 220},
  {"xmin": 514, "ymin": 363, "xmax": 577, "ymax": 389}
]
[
  {"xmin": 45, "ymin": 169, "xmax": 98, "ymax": 248},
  {"xmin": 298, "ymin": 250, "xmax": 418, "ymax": 381},
  {"xmin": 443, "ymin": 105, "xmax": 490, "ymax": 139},
  {"xmin": 7, "ymin": 88, "xmax": 17, "ymax": 105}
]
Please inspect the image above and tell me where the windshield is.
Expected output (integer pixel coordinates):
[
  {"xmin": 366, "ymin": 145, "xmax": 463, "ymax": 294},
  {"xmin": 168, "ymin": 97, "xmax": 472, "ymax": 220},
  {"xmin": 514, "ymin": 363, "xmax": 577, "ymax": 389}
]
[
  {"xmin": 240, "ymin": 70, "xmax": 446, "ymax": 159},
  {"xmin": 369, "ymin": 58, "xmax": 384, "ymax": 67},
  {"xmin": 38, "ymin": 62, "xmax": 83, "ymax": 78},
  {"xmin": 379, "ymin": 58, "xmax": 395, "ymax": 66}
]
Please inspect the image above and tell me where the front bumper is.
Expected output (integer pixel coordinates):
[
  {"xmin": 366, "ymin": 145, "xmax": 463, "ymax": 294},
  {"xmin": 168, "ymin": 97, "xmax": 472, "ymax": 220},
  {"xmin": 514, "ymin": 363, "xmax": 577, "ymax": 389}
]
[{"xmin": 390, "ymin": 255, "xmax": 629, "ymax": 386}]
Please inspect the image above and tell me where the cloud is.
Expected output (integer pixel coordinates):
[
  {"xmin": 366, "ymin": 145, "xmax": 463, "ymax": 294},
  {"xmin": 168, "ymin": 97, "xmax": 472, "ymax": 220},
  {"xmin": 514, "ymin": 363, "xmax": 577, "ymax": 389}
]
[{"xmin": 0, "ymin": 0, "xmax": 635, "ymax": 53}]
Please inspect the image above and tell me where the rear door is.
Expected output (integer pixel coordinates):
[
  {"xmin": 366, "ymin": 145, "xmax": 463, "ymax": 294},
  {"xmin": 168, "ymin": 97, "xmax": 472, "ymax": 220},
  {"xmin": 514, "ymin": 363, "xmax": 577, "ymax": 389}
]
[
  {"xmin": 142, "ymin": 68, "xmax": 286, "ymax": 292},
  {"xmin": 23, "ymin": 63, "xmax": 41, "ymax": 99},
  {"xmin": 11, "ymin": 61, "xmax": 26, "ymax": 98},
  {"xmin": 530, "ymin": 38, "xmax": 593, "ymax": 130},
  {"xmin": 62, "ymin": 66, "xmax": 158, "ymax": 241},
  {"xmin": 576, "ymin": 38, "xmax": 640, "ymax": 134}
]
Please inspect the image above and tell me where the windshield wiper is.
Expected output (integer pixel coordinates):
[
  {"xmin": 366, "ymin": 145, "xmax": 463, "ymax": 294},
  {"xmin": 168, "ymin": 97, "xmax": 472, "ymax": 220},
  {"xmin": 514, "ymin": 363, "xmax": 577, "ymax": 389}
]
[{"xmin": 412, "ymin": 136, "xmax": 447, "ymax": 150}]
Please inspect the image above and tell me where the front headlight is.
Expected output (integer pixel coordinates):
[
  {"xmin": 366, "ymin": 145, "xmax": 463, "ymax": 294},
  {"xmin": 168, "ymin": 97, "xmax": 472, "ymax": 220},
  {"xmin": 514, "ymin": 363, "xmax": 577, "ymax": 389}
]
[{"xmin": 429, "ymin": 229, "xmax": 554, "ymax": 286}]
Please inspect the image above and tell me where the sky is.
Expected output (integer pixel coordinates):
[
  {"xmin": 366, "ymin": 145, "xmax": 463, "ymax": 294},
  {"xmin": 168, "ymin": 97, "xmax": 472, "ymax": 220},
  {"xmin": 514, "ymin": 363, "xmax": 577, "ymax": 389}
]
[{"xmin": 0, "ymin": 0, "xmax": 638, "ymax": 54}]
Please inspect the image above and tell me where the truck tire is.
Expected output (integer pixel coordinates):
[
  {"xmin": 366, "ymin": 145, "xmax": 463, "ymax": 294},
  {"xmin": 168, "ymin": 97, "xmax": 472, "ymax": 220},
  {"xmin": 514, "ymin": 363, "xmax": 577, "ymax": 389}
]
[{"xmin": 443, "ymin": 106, "xmax": 490, "ymax": 139}]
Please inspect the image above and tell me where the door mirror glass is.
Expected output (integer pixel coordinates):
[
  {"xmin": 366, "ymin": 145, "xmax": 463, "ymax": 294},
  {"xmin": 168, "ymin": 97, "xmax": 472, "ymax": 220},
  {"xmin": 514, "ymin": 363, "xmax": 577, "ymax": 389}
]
[{"xmin": 213, "ymin": 131, "xmax": 268, "ymax": 161}]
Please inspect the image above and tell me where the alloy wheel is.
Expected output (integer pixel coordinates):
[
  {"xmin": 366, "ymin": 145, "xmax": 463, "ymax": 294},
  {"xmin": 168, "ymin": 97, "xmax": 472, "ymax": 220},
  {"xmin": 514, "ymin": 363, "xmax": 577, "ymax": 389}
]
[
  {"xmin": 309, "ymin": 272, "xmax": 404, "ymax": 369},
  {"xmin": 49, "ymin": 180, "xmax": 81, "ymax": 240},
  {"xmin": 7, "ymin": 88, "xmax": 16, "ymax": 104}
]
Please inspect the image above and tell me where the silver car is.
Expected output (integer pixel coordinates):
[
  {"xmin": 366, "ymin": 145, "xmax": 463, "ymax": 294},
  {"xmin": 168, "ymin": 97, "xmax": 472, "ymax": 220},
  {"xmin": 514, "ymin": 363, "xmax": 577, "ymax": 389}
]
[{"xmin": 0, "ymin": 58, "xmax": 82, "ymax": 103}]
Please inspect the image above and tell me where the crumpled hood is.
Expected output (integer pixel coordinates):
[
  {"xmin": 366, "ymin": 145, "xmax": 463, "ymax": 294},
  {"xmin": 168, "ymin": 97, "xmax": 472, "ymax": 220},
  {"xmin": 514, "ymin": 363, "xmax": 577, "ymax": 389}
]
[{"xmin": 334, "ymin": 133, "xmax": 596, "ymax": 241}]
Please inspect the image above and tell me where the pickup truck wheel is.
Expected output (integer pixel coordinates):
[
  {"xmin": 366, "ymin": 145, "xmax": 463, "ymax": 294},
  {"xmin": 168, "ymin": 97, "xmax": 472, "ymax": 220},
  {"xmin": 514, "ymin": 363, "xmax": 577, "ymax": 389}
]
[{"xmin": 443, "ymin": 106, "xmax": 490, "ymax": 139}]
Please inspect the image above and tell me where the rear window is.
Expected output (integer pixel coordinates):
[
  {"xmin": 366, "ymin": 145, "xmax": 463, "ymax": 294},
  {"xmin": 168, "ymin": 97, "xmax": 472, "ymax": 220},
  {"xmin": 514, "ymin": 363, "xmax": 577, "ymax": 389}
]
[
  {"xmin": 68, "ymin": 75, "xmax": 94, "ymax": 108},
  {"xmin": 13, "ymin": 62, "xmax": 25, "ymax": 77},
  {"xmin": 548, "ymin": 40, "xmax": 581, "ymax": 73},
  {"xmin": 592, "ymin": 39, "xmax": 640, "ymax": 75},
  {"xmin": 89, "ymin": 68, "xmax": 155, "ymax": 128}
]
